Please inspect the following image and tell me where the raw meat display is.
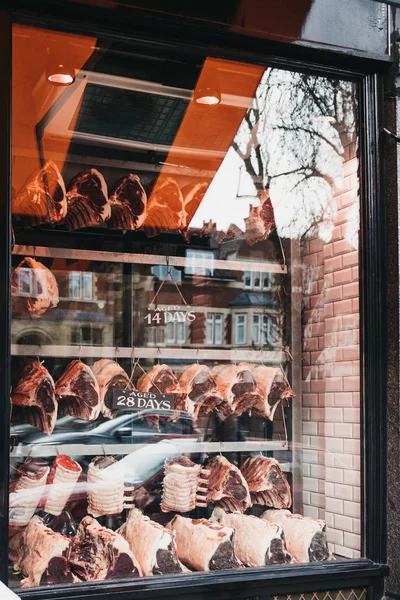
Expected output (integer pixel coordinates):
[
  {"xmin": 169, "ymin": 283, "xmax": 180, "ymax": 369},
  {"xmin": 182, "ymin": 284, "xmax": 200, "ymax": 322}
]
[
  {"xmin": 9, "ymin": 458, "xmax": 50, "ymax": 528},
  {"xmin": 168, "ymin": 515, "xmax": 242, "ymax": 571},
  {"xmin": 11, "ymin": 359, "xmax": 57, "ymax": 434},
  {"xmin": 262, "ymin": 509, "xmax": 332, "ymax": 563},
  {"xmin": 55, "ymin": 360, "xmax": 101, "ymax": 421},
  {"xmin": 161, "ymin": 456, "xmax": 208, "ymax": 513},
  {"xmin": 12, "ymin": 160, "xmax": 67, "ymax": 225},
  {"xmin": 87, "ymin": 456, "xmax": 125, "ymax": 517},
  {"xmin": 182, "ymin": 182, "xmax": 209, "ymax": 226},
  {"xmin": 64, "ymin": 169, "xmax": 110, "ymax": 230},
  {"xmin": 11, "ymin": 257, "xmax": 59, "ymax": 318},
  {"xmin": 178, "ymin": 364, "xmax": 224, "ymax": 420},
  {"xmin": 212, "ymin": 508, "xmax": 293, "ymax": 566},
  {"xmin": 144, "ymin": 176, "xmax": 185, "ymax": 235},
  {"xmin": 9, "ymin": 515, "xmax": 76, "ymax": 588},
  {"xmin": 241, "ymin": 457, "xmax": 292, "ymax": 509},
  {"xmin": 206, "ymin": 456, "xmax": 251, "ymax": 513},
  {"xmin": 137, "ymin": 364, "xmax": 187, "ymax": 428},
  {"xmin": 119, "ymin": 508, "xmax": 184, "ymax": 576},
  {"xmin": 70, "ymin": 515, "xmax": 142, "ymax": 581},
  {"xmin": 92, "ymin": 359, "xmax": 133, "ymax": 419},
  {"xmin": 244, "ymin": 190, "xmax": 276, "ymax": 246},
  {"xmin": 239, "ymin": 363, "xmax": 295, "ymax": 420},
  {"xmin": 108, "ymin": 174, "xmax": 147, "ymax": 230},
  {"xmin": 43, "ymin": 455, "xmax": 82, "ymax": 517},
  {"xmin": 211, "ymin": 364, "xmax": 263, "ymax": 417}
]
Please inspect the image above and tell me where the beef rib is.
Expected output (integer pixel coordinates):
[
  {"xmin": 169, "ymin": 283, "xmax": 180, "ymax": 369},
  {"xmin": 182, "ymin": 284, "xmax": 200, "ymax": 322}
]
[
  {"xmin": 12, "ymin": 257, "xmax": 59, "ymax": 319},
  {"xmin": 241, "ymin": 456, "xmax": 292, "ymax": 509},
  {"xmin": 108, "ymin": 174, "xmax": 147, "ymax": 230},
  {"xmin": 211, "ymin": 364, "xmax": 263, "ymax": 417},
  {"xmin": 239, "ymin": 363, "xmax": 295, "ymax": 420},
  {"xmin": 143, "ymin": 176, "xmax": 185, "ymax": 236},
  {"xmin": 55, "ymin": 360, "xmax": 100, "ymax": 421},
  {"xmin": 206, "ymin": 456, "xmax": 251, "ymax": 513},
  {"xmin": 91, "ymin": 359, "xmax": 133, "ymax": 420},
  {"xmin": 181, "ymin": 182, "xmax": 209, "ymax": 228},
  {"xmin": 161, "ymin": 456, "xmax": 208, "ymax": 513},
  {"xmin": 43, "ymin": 455, "xmax": 82, "ymax": 517},
  {"xmin": 87, "ymin": 456, "xmax": 125, "ymax": 517},
  {"xmin": 64, "ymin": 169, "xmax": 110, "ymax": 230},
  {"xmin": 137, "ymin": 364, "xmax": 187, "ymax": 428},
  {"xmin": 178, "ymin": 364, "xmax": 224, "ymax": 420},
  {"xmin": 9, "ymin": 458, "xmax": 50, "ymax": 528}
]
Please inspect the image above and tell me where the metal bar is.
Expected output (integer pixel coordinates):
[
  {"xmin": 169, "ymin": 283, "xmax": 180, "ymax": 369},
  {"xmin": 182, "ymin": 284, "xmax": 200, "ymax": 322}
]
[{"xmin": 13, "ymin": 245, "xmax": 287, "ymax": 274}]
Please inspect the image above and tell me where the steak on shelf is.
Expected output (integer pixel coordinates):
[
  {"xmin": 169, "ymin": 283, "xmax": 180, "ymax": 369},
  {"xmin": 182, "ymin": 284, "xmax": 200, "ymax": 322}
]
[
  {"xmin": 238, "ymin": 363, "xmax": 295, "ymax": 420},
  {"xmin": 143, "ymin": 176, "xmax": 185, "ymax": 235},
  {"xmin": 11, "ymin": 257, "xmax": 59, "ymax": 319},
  {"xmin": 206, "ymin": 456, "xmax": 251, "ymax": 513},
  {"xmin": 262, "ymin": 509, "xmax": 332, "ymax": 563},
  {"xmin": 12, "ymin": 160, "xmax": 67, "ymax": 226},
  {"xmin": 241, "ymin": 456, "xmax": 292, "ymax": 509},
  {"xmin": 9, "ymin": 458, "xmax": 50, "ymax": 528},
  {"xmin": 87, "ymin": 456, "xmax": 125, "ymax": 517},
  {"xmin": 212, "ymin": 507, "xmax": 293, "ymax": 566},
  {"xmin": 43, "ymin": 455, "xmax": 82, "ymax": 517},
  {"xmin": 91, "ymin": 359, "xmax": 133, "ymax": 420},
  {"xmin": 70, "ymin": 515, "xmax": 142, "ymax": 581},
  {"xmin": 168, "ymin": 515, "xmax": 242, "ymax": 571},
  {"xmin": 178, "ymin": 364, "xmax": 224, "ymax": 420},
  {"xmin": 118, "ymin": 508, "xmax": 184, "ymax": 576},
  {"xmin": 211, "ymin": 364, "xmax": 263, "ymax": 417},
  {"xmin": 108, "ymin": 174, "xmax": 147, "ymax": 230},
  {"xmin": 137, "ymin": 364, "xmax": 187, "ymax": 428},
  {"xmin": 11, "ymin": 359, "xmax": 57, "ymax": 434},
  {"xmin": 161, "ymin": 456, "xmax": 207, "ymax": 513},
  {"xmin": 55, "ymin": 360, "xmax": 101, "ymax": 421},
  {"xmin": 63, "ymin": 168, "xmax": 110, "ymax": 230}
]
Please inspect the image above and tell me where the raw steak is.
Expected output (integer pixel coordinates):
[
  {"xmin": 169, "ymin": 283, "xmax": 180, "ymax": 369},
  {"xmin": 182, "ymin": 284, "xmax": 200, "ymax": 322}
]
[
  {"xmin": 178, "ymin": 364, "xmax": 223, "ymax": 420},
  {"xmin": 108, "ymin": 174, "xmax": 147, "ymax": 230},
  {"xmin": 11, "ymin": 359, "xmax": 57, "ymax": 434},
  {"xmin": 206, "ymin": 456, "xmax": 251, "ymax": 512},
  {"xmin": 161, "ymin": 456, "xmax": 208, "ymax": 513},
  {"xmin": 9, "ymin": 458, "xmax": 50, "ymax": 528},
  {"xmin": 241, "ymin": 456, "xmax": 292, "ymax": 509},
  {"xmin": 13, "ymin": 160, "xmax": 67, "ymax": 226},
  {"xmin": 70, "ymin": 515, "xmax": 142, "ymax": 581},
  {"xmin": 244, "ymin": 190, "xmax": 275, "ymax": 246},
  {"xmin": 181, "ymin": 182, "xmax": 209, "ymax": 227},
  {"xmin": 43, "ymin": 455, "xmax": 82, "ymax": 517},
  {"xmin": 118, "ymin": 508, "xmax": 183, "ymax": 576},
  {"xmin": 91, "ymin": 359, "xmax": 133, "ymax": 420},
  {"xmin": 12, "ymin": 257, "xmax": 59, "ymax": 318},
  {"xmin": 137, "ymin": 364, "xmax": 187, "ymax": 428},
  {"xmin": 168, "ymin": 515, "xmax": 242, "ymax": 571},
  {"xmin": 9, "ymin": 515, "xmax": 76, "ymax": 588},
  {"xmin": 87, "ymin": 456, "xmax": 125, "ymax": 517},
  {"xmin": 212, "ymin": 508, "xmax": 293, "ymax": 566},
  {"xmin": 64, "ymin": 168, "xmax": 110, "ymax": 230},
  {"xmin": 55, "ymin": 360, "xmax": 101, "ymax": 421},
  {"xmin": 262, "ymin": 509, "xmax": 332, "ymax": 563},
  {"xmin": 144, "ymin": 176, "xmax": 185, "ymax": 235},
  {"xmin": 211, "ymin": 364, "xmax": 263, "ymax": 417},
  {"xmin": 239, "ymin": 363, "xmax": 295, "ymax": 420}
]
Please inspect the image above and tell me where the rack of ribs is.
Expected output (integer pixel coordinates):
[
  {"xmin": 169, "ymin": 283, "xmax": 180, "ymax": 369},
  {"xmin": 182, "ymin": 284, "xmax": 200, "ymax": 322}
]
[
  {"xmin": 108, "ymin": 174, "xmax": 147, "ymax": 230},
  {"xmin": 43, "ymin": 455, "xmax": 82, "ymax": 517},
  {"xmin": 211, "ymin": 364, "xmax": 263, "ymax": 417},
  {"xmin": 87, "ymin": 456, "xmax": 125, "ymax": 517},
  {"xmin": 178, "ymin": 364, "xmax": 224, "ymax": 420},
  {"xmin": 9, "ymin": 458, "xmax": 50, "ymax": 528},
  {"xmin": 239, "ymin": 363, "xmax": 295, "ymax": 420},
  {"xmin": 241, "ymin": 456, "xmax": 292, "ymax": 509},
  {"xmin": 137, "ymin": 363, "xmax": 187, "ymax": 428},
  {"xmin": 206, "ymin": 456, "xmax": 251, "ymax": 513},
  {"xmin": 64, "ymin": 168, "xmax": 110, "ymax": 230},
  {"xmin": 91, "ymin": 359, "xmax": 134, "ymax": 420},
  {"xmin": 55, "ymin": 360, "xmax": 101, "ymax": 421},
  {"xmin": 161, "ymin": 456, "xmax": 209, "ymax": 513}
]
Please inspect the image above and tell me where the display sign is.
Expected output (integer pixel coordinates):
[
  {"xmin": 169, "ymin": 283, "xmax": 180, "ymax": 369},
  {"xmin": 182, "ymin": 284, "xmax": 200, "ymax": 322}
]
[
  {"xmin": 144, "ymin": 305, "xmax": 196, "ymax": 327},
  {"xmin": 112, "ymin": 389, "xmax": 175, "ymax": 411}
]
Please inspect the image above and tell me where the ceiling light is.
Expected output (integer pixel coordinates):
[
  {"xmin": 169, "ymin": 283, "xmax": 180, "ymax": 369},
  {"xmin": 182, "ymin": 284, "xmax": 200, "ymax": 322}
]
[
  {"xmin": 194, "ymin": 70, "xmax": 221, "ymax": 106},
  {"xmin": 46, "ymin": 55, "xmax": 75, "ymax": 86}
]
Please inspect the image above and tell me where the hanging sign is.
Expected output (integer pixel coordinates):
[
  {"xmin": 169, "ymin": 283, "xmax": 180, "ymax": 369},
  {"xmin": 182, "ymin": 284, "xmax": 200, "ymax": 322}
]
[
  {"xmin": 144, "ymin": 305, "xmax": 196, "ymax": 327},
  {"xmin": 112, "ymin": 389, "xmax": 175, "ymax": 411}
]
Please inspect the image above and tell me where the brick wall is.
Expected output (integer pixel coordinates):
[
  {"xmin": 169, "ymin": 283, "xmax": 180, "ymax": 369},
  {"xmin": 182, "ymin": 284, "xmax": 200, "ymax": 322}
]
[{"xmin": 301, "ymin": 139, "xmax": 361, "ymax": 559}]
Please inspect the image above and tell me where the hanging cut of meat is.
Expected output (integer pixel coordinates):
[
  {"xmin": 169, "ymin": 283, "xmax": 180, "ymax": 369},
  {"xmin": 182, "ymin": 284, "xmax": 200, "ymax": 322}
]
[
  {"xmin": 11, "ymin": 359, "xmax": 57, "ymax": 435},
  {"xmin": 12, "ymin": 257, "xmax": 59, "ymax": 319},
  {"xmin": 91, "ymin": 359, "xmax": 133, "ymax": 420},
  {"xmin": 118, "ymin": 508, "xmax": 184, "ymax": 576},
  {"xmin": 43, "ymin": 455, "xmax": 82, "ymax": 517},
  {"xmin": 212, "ymin": 508, "xmax": 293, "ymax": 566},
  {"xmin": 9, "ymin": 516, "xmax": 76, "ymax": 588},
  {"xmin": 161, "ymin": 456, "xmax": 208, "ymax": 513},
  {"xmin": 241, "ymin": 456, "xmax": 292, "ymax": 509},
  {"xmin": 87, "ymin": 456, "xmax": 125, "ymax": 517},
  {"xmin": 211, "ymin": 364, "xmax": 263, "ymax": 417},
  {"xmin": 143, "ymin": 176, "xmax": 185, "ymax": 236},
  {"xmin": 262, "ymin": 509, "xmax": 332, "ymax": 563},
  {"xmin": 9, "ymin": 458, "xmax": 50, "ymax": 528},
  {"xmin": 13, "ymin": 160, "xmax": 67, "ymax": 226},
  {"xmin": 55, "ymin": 360, "xmax": 101, "ymax": 421},
  {"xmin": 168, "ymin": 515, "xmax": 242, "ymax": 571},
  {"xmin": 108, "ymin": 174, "xmax": 147, "ymax": 230},
  {"xmin": 244, "ymin": 191, "xmax": 275, "ymax": 246},
  {"xmin": 178, "ymin": 364, "xmax": 224, "ymax": 420},
  {"xmin": 70, "ymin": 516, "xmax": 142, "ymax": 581},
  {"xmin": 182, "ymin": 182, "xmax": 209, "ymax": 227},
  {"xmin": 206, "ymin": 456, "xmax": 251, "ymax": 513},
  {"xmin": 63, "ymin": 169, "xmax": 110, "ymax": 230},
  {"xmin": 137, "ymin": 364, "xmax": 187, "ymax": 428},
  {"xmin": 239, "ymin": 363, "xmax": 295, "ymax": 420}
]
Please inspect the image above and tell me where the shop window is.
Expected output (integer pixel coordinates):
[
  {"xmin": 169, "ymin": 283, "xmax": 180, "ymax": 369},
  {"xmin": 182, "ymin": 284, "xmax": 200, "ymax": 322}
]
[
  {"xmin": 206, "ymin": 313, "xmax": 224, "ymax": 345},
  {"xmin": 235, "ymin": 314, "xmax": 247, "ymax": 344},
  {"xmin": 71, "ymin": 325, "xmax": 103, "ymax": 345},
  {"xmin": 69, "ymin": 271, "xmax": 94, "ymax": 301}
]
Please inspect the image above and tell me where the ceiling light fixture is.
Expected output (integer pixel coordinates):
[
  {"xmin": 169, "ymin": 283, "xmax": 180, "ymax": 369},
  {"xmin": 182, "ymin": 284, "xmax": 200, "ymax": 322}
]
[
  {"xmin": 46, "ymin": 50, "xmax": 75, "ymax": 86},
  {"xmin": 194, "ymin": 71, "xmax": 221, "ymax": 106}
]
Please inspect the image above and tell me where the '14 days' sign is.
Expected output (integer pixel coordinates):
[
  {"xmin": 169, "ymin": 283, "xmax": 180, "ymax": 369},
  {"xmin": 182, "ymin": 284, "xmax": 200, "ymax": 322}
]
[
  {"xmin": 144, "ymin": 305, "xmax": 196, "ymax": 326},
  {"xmin": 112, "ymin": 390, "xmax": 174, "ymax": 412}
]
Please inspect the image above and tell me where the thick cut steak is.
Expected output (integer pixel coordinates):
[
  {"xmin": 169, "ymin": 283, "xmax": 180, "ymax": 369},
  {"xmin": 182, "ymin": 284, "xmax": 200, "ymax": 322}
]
[
  {"xmin": 168, "ymin": 515, "xmax": 242, "ymax": 571},
  {"xmin": 55, "ymin": 360, "xmax": 101, "ymax": 421},
  {"xmin": 161, "ymin": 456, "xmax": 207, "ymax": 513},
  {"xmin": 70, "ymin": 515, "xmax": 142, "ymax": 581},
  {"xmin": 118, "ymin": 508, "xmax": 183, "ymax": 576},
  {"xmin": 206, "ymin": 456, "xmax": 251, "ymax": 513},
  {"xmin": 108, "ymin": 174, "xmax": 147, "ymax": 230},
  {"xmin": 137, "ymin": 364, "xmax": 186, "ymax": 428},
  {"xmin": 143, "ymin": 176, "xmax": 185, "ymax": 236},
  {"xmin": 241, "ymin": 456, "xmax": 292, "ymax": 509},
  {"xmin": 12, "ymin": 257, "xmax": 59, "ymax": 319},
  {"xmin": 43, "ymin": 455, "xmax": 82, "ymax": 517},
  {"xmin": 239, "ymin": 363, "xmax": 295, "ymax": 420},
  {"xmin": 9, "ymin": 458, "xmax": 50, "ymax": 528},
  {"xmin": 178, "ymin": 364, "xmax": 223, "ymax": 420},
  {"xmin": 91, "ymin": 359, "xmax": 133, "ymax": 419},
  {"xmin": 9, "ymin": 516, "xmax": 76, "ymax": 588},
  {"xmin": 13, "ymin": 160, "xmax": 67, "ymax": 226},
  {"xmin": 262, "ymin": 509, "xmax": 332, "ymax": 563},
  {"xmin": 87, "ymin": 456, "xmax": 125, "ymax": 517},
  {"xmin": 11, "ymin": 359, "xmax": 57, "ymax": 434},
  {"xmin": 64, "ymin": 169, "xmax": 110, "ymax": 230},
  {"xmin": 212, "ymin": 508, "xmax": 292, "ymax": 566},
  {"xmin": 211, "ymin": 364, "xmax": 263, "ymax": 417}
]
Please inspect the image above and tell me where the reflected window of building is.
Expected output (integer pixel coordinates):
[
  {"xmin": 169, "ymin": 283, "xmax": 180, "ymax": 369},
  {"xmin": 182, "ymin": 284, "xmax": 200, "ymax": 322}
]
[
  {"xmin": 244, "ymin": 271, "xmax": 271, "ymax": 290},
  {"xmin": 71, "ymin": 325, "xmax": 102, "ymax": 345},
  {"xmin": 166, "ymin": 321, "xmax": 186, "ymax": 345},
  {"xmin": 206, "ymin": 313, "xmax": 223, "ymax": 345},
  {"xmin": 17, "ymin": 267, "xmax": 41, "ymax": 296},
  {"xmin": 252, "ymin": 313, "xmax": 281, "ymax": 346},
  {"xmin": 185, "ymin": 250, "xmax": 214, "ymax": 276},
  {"xmin": 235, "ymin": 313, "xmax": 247, "ymax": 344},
  {"xmin": 69, "ymin": 271, "xmax": 94, "ymax": 300},
  {"xmin": 151, "ymin": 265, "xmax": 182, "ymax": 283},
  {"xmin": 148, "ymin": 326, "xmax": 165, "ymax": 346}
]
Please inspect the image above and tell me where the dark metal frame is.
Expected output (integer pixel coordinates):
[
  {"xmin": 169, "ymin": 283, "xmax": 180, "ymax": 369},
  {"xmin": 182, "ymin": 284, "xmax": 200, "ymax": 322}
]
[{"xmin": 0, "ymin": 2, "xmax": 391, "ymax": 598}]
